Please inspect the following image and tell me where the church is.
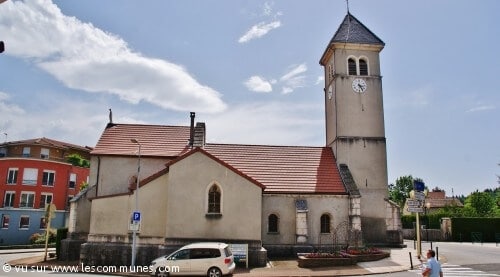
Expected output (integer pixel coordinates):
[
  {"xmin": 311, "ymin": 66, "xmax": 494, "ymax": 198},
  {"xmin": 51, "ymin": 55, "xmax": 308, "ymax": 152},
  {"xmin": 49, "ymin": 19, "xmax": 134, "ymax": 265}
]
[{"xmin": 63, "ymin": 12, "xmax": 402, "ymax": 267}]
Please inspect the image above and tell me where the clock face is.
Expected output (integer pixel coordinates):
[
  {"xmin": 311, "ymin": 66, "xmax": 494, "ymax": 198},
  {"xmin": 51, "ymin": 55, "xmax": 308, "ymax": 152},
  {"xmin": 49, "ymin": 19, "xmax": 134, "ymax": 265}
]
[
  {"xmin": 327, "ymin": 85, "xmax": 333, "ymax": 99},
  {"xmin": 352, "ymin": 78, "xmax": 367, "ymax": 93}
]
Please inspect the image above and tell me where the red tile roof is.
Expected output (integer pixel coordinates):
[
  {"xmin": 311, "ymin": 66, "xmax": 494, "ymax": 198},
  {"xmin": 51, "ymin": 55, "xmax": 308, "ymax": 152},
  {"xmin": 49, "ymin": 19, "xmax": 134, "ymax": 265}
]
[
  {"xmin": 91, "ymin": 124, "xmax": 191, "ymax": 157},
  {"xmin": 2, "ymin": 137, "xmax": 92, "ymax": 152},
  {"xmin": 204, "ymin": 144, "xmax": 346, "ymax": 194},
  {"xmin": 91, "ymin": 124, "xmax": 346, "ymax": 194}
]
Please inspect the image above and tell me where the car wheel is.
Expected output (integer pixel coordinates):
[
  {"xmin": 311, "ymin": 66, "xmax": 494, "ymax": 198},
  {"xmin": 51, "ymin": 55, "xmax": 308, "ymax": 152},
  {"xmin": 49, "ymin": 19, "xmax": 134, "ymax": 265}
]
[
  {"xmin": 155, "ymin": 266, "xmax": 169, "ymax": 277},
  {"xmin": 207, "ymin": 267, "xmax": 222, "ymax": 277}
]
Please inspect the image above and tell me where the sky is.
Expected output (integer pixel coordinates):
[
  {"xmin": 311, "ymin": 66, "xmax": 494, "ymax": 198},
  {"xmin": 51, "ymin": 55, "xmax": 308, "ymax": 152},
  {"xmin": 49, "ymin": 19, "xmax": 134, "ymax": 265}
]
[{"xmin": 0, "ymin": 0, "xmax": 498, "ymax": 197}]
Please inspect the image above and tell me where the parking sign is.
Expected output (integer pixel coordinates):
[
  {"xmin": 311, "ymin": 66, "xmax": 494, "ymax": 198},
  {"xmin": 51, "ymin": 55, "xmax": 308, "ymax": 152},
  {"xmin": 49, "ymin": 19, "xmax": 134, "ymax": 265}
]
[{"xmin": 132, "ymin": 211, "xmax": 141, "ymax": 222}]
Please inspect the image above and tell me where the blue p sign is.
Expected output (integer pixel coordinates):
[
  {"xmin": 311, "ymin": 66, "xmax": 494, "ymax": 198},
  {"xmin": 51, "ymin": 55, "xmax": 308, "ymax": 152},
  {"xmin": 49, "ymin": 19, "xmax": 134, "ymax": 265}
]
[
  {"xmin": 414, "ymin": 181, "xmax": 425, "ymax": 192},
  {"xmin": 132, "ymin": 211, "xmax": 141, "ymax": 222}
]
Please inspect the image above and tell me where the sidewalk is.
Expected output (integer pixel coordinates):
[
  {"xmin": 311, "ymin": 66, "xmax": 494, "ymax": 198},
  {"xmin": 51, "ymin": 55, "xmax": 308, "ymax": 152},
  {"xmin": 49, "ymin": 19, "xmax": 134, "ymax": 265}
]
[{"xmin": 234, "ymin": 244, "xmax": 417, "ymax": 276}]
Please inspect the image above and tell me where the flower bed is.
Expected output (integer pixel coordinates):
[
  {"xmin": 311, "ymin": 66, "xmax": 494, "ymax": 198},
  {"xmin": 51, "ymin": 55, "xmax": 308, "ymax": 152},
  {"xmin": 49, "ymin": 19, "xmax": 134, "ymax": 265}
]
[
  {"xmin": 297, "ymin": 252, "xmax": 356, "ymax": 268},
  {"xmin": 297, "ymin": 248, "xmax": 390, "ymax": 268},
  {"xmin": 341, "ymin": 247, "xmax": 390, "ymax": 262}
]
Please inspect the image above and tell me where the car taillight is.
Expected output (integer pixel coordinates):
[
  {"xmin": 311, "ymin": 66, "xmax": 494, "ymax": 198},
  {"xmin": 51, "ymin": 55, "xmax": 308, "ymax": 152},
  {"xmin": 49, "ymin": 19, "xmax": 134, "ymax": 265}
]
[{"xmin": 224, "ymin": 258, "xmax": 231, "ymax": 264}]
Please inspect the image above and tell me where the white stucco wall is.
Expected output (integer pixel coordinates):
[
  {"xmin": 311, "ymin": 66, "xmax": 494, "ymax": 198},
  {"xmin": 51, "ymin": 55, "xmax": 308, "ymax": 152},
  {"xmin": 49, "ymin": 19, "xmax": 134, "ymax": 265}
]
[
  {"xmin": 89, "ymin": 156, "xmax": 170, "ymax": 197},
  {"xmin": 88, "ymin": 174, "xmax": 169, "ymax": 243},
  {"xmin": 165, "ymin": 151, "xmax": 262, "ymax": 241}
]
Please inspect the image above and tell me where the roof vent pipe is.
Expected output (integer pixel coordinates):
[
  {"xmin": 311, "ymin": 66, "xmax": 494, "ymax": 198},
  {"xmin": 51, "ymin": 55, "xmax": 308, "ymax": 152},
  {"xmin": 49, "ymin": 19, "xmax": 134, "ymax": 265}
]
[{"xmin": 189, "ymin": 112, "xmax": 195, "ymax": 146}]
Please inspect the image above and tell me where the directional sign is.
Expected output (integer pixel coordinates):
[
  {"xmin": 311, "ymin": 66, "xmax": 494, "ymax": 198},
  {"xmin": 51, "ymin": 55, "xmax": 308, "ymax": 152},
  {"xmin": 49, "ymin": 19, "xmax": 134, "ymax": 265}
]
[
  {"xmin": 414, "ymin": 191, "xmax": 426, "ymax": 201},
  {"xmin": 407, "ymin": 199, "xmax": 424, "ymax": 213},
  {"xmin": 132, "ymin": 211, "xmax": 141, "ymax": 222},
  {"xmin": 407, "ymin": 207, "xmax": 424, "ymax": 213}
]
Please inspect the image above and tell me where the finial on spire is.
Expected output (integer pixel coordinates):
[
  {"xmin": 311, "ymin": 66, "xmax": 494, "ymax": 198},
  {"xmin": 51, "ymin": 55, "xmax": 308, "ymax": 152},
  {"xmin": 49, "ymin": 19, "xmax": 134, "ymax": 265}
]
[
  {"xmin": 346, "ymin": 0, "xmax": 350, "ymax": 14},
  {"xmin": 109, "ymin": 108, "xmax": 113, "ymax": 123}
]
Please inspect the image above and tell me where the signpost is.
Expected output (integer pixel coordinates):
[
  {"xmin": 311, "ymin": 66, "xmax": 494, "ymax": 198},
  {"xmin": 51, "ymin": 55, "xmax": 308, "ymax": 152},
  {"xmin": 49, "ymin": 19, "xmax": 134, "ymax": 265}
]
[
  {"xmin": 44, "ymin": 203, "xmax": 56, "ymax": 262},
  {"xmin": 412, "ymin": 180, "xmax": 426, "ymax": 258}
]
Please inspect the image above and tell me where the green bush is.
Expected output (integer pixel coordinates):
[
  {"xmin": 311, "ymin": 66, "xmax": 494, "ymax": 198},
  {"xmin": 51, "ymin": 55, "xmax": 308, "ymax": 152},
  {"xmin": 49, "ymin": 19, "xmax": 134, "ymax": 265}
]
[
  {"xmin": 30, "ymin": 230, "xmax": 56, "ymax": 244},
  {"xmin": 56, "ymin": 228, "xmax": 68, "ymax": 259}
]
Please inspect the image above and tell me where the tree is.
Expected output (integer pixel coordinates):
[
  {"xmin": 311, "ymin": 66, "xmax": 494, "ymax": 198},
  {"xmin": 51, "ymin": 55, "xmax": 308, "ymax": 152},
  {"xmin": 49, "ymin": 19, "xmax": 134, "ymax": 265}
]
[
  {"xmin": 388, "ymin": 175, "xmax": 423, "ymax": 208},
  {"xmin": 66, "ymin": 153, "xmax": 90, "ymax": 168},
  {"xmin": 464, "ymin": 191, "xmax": 495, "ymax": 216}
]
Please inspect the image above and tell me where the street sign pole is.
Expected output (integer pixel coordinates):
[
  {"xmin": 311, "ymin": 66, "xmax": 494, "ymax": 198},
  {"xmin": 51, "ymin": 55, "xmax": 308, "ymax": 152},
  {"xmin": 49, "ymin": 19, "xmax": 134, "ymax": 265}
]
[{"xmin": 416, "ymin": 209, "xmax": 421, "ymax": 258}]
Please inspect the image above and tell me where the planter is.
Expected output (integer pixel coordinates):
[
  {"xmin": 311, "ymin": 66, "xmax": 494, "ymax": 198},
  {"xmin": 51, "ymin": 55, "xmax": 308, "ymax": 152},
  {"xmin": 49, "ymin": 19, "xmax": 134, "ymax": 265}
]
[
  {"xmin": 297, "ymin": 254, "xmax": 356, "ymax": 268},
  {"xmin": 341, "ymin": 251, "xmax": 390, "ymax": 262}
]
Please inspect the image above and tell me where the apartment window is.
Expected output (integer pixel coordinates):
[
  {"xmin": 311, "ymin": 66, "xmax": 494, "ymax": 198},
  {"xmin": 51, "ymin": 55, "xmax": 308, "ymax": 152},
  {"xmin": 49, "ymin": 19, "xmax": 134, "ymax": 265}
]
[
  {"xmin": 22, "ymin": 168, "xmax": 38, "ymax": 185},
  {"xmin": 207, "ymin": 185, "xmax": 221, "ymax": 214},
  {"xmin": 320, "ymin": 214, "xmax": 331, "ymax": 233},
  {"xmin": 22, "ymin": 147, "xmax": 31, "ymax": 157},
  {"xmin": 3, "ymin": 191, "xmax": 15, "ymax": 207},
  {"xmin": 0, "ymin": 147, "xmax": 6, "ymax": 157},
  {"xmin": 359, "ymin": 59, "xmax": 368, "ymax": 76},
  {"xmin": 348, "ymin": 58, "xmax": 357, "ymax": 75},
  {"xmin": 1, "ymin": 214, "xmax": 9, "ymax": 228},
  {"xmin": 42, "ymin": 170, "xmax": 55, "ymax": 186},
  {"xmin": 39, "ymin": 217, "xmax": 47, "ymax": 229},
  {"xmin": 40, "ymin": 193, "xmax": 53, "ymax": 209},
  {"xmin": 268, "ymin": 214, "xmax": 279, "ymax": 233},
  {"xmin": 19, "ymin": 215, "xmax": 30, "ymax": 229},
  {"xmin": 7, "ymin": 168, "xmax": 18, "ymax": 184},
  {"xmin": 69, "ymin": 173, "xmax": 76, "ymax": 189},
  {"xmin": 19, "ymin": 192, "xmax": 35, "ymax": 208},
  {"xmin": 40, "ymin": 148, "xmax": 49, "ymax": 159}
]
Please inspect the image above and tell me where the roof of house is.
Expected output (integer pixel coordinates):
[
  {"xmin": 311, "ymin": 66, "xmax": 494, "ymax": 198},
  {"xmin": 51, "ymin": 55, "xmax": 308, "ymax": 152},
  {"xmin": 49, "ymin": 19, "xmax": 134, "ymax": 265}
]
[
  {"xmin": 1, "ymin": 137, "xmax": 92, "ymax": 152},
  {"xmin": 90, "ymin": 123, "xmax": 191, "ymax": 157},
  {"xmin": 204, "ymin": 144, "xmax": 346, "ymax": 194},
  {"xmin": 91, "ymin": 123, "xmax": 347, "ymax": 195},
  {"xmin": 426, "ymin": 198, "xmax": 463, "ymax": 208},
  {"xmin": 329, "ymin": 13, "xmax": 384, "ymax": 45}
]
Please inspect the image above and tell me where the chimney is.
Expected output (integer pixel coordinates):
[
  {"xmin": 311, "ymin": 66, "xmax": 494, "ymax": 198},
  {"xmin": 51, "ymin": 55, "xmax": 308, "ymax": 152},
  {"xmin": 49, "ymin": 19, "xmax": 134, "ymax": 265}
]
[
  {"xmin": 193, "ymin": 122, "xmax": 206, "ymax": 147},
  {"xmin": 189, "ymin": 112, "xmax": 195, "ymax": 146}
]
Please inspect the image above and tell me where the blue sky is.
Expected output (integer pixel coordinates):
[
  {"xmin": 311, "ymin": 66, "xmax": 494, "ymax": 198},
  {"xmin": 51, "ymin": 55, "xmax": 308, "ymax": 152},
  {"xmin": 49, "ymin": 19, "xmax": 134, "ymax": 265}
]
[{"xmin": 0, "ymin": 0, "xmax": 498, "ymax": 197}]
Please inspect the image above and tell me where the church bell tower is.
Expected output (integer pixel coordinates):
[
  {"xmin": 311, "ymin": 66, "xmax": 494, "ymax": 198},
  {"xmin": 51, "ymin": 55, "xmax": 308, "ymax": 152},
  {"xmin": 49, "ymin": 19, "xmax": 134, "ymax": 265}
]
[{"xmin": 320, "ymin": 12, "xmax": 389, "ymax": 243}]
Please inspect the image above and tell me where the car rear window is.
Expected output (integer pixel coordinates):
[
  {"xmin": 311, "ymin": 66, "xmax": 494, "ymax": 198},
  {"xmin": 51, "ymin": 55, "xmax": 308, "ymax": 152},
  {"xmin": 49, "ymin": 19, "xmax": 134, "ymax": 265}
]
[
  {"xmin": 190, "ymin": 248, "xmax": 221, "ymax": 259},
  {"xmin": 224, "ymin": 247, "xmax": 232, "ymax": 257}
]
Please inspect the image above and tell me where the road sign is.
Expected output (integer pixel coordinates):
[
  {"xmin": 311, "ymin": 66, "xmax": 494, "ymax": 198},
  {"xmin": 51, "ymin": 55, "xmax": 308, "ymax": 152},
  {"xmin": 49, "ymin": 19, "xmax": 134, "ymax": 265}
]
[
  {"xmin": 129, "ymin": 222, "xmax": 141, "ymax": 232},
  {"xmin": 132, "ymin": 211, "xmax": 141, "ymax": 222},
  {"xmin": 407, "ymin": 199, "xmax": 424, "ymax": 213},
  {"xmin": 414, "ymin": 191, "xmax": 426, "ymax": 201},
  {"xmin": 414, "ymin": 180, "xmax": 425, "ymax": 192},
  {"xmin": 407, "ymin": 207, "xmax": 424, "ymax": 213}
]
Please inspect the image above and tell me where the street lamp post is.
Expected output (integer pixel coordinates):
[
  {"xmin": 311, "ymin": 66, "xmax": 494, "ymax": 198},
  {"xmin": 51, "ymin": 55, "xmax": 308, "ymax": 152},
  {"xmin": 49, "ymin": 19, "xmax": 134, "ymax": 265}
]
[{"xmin": 130, "ymin": 139, "xmax": 141, "ymax": 268}]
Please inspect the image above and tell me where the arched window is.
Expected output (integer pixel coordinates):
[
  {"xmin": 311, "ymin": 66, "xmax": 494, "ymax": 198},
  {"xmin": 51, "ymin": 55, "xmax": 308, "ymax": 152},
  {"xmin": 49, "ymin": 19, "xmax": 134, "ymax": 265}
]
[
  {"xmin": 207, "ymin": 185, "xmax": 221, "ymax": 213},
  {"xmin": 348, "ymin": 58, "xmax": 357, "ymax": 75},
  {"xmin": 320, "ymin": 214, "xmax": 331, "ymax": 233},
  {"xmin": 359, "ymin": 59, "xmax": 368, "ymax": 76},
  {"xmin": 268, "ymin": 214, "xmax": 279, "ymax": 233}
]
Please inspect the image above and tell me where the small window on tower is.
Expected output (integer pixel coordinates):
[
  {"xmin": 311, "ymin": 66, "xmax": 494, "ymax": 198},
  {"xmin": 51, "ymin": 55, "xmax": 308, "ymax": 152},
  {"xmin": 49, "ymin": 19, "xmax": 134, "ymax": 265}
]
[
  {"xmin": 348, "ymin": 58, "xmax": 357, "ymax": 75},
  {"xmin": 359, "ymin": 59, "xmax": 368, "ymax": 76}
]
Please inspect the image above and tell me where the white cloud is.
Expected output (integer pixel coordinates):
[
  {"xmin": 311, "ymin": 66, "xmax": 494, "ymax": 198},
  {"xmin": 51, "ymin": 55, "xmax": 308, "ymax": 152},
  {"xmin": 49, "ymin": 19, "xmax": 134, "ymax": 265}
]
[
  {"xmin": 238, "ymin": 21, "xmax": 281, "ymax": 43},
  {"xmin": 315, "ymin": 76, "xmax": 324, "ymax": 85},
  {"xmin": 202, "ymin": 101, "xmax": 324, "ymax": 146},
  {"xmin": 0, "ymin": 92, "xmax": 25, "ymax": 119},
  {"xmin": 466, "ymin": 105, "xmax": 495, "ymax": 113},
  {"xmin": 279, "ymin": 64, "xmax": 307, "ymax": 94},
  {"xmin": 0, "ymin": 0, "xmax": 226, "ymax": 113},
  {"xmin": 244, "ymin": 76, "xmax": 273, "ymax": 93},
  {"xmin": 244, "ymin": 63, "xmax": 308, "ymax": 94}
]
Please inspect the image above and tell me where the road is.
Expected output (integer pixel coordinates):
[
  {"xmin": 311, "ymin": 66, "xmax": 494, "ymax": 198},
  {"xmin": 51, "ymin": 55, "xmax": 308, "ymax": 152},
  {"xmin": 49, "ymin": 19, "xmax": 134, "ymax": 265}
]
[{"xmin": 372, "ymin": 240, "xmax": 500, "ymax": 277}]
